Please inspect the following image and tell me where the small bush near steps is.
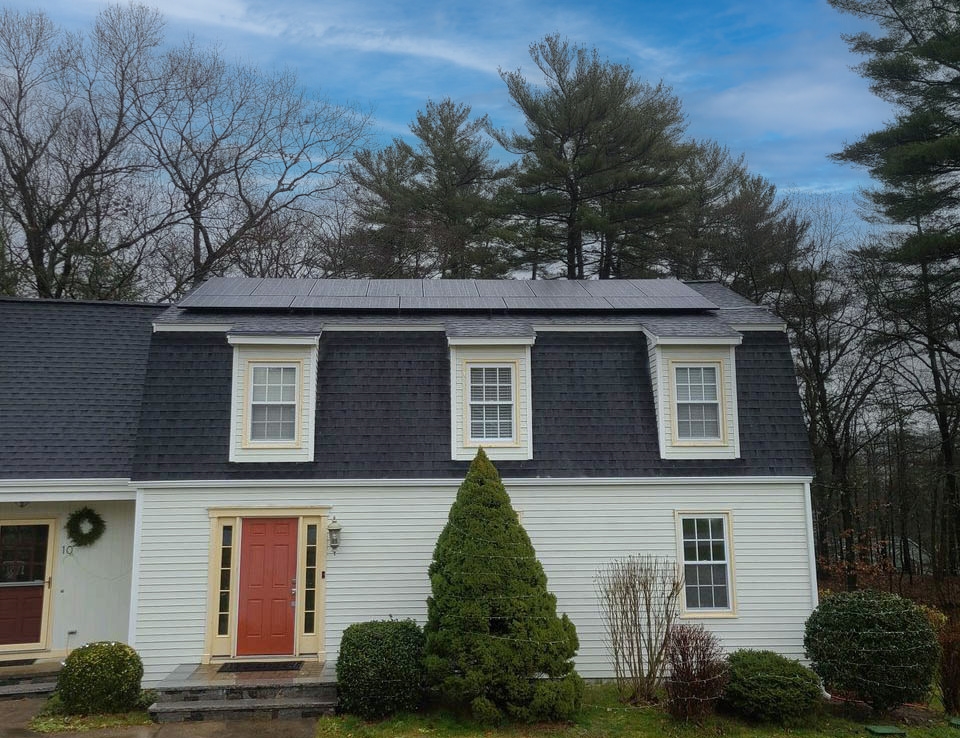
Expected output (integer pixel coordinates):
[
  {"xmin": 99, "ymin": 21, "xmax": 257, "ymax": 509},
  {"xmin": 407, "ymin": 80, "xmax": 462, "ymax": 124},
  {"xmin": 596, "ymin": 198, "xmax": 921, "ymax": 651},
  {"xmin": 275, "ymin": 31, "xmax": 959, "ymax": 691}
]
[
  {"xmin": 55, "ymin": 641, "xmax": 144, "ymax": 715},
  {"xmin": 804, "ymin": 590, "xmax": 938, "ymax": 712},
  {"xmin": 722, "ymin": 649, "xmax": 822, "ymax": 724},
  {"xmin": 336, "ymin": 618, "xmax": 425, "ymax": 719}
]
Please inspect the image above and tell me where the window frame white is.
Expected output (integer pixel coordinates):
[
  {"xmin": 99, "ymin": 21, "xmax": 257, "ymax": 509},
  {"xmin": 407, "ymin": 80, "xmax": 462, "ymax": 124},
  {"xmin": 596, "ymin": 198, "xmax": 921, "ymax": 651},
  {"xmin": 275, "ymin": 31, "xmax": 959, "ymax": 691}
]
[
  {"xmin": 245, "ymin": 362, "xmax": 302, "ymax": 448},
  {"xmin": 447, "ymin": 337, "xmax": 534, "ymax": 462},
  {"xmin": 466, "ymin": 362, "xmax": 517, "ymax": 444},
  {"xmin": 672, "ymin": 363, "xmax": 723, "ymax": 443},
  {"xmin": 227, "ymin": 335, "xmax": 318, "ymax": 463},
  {"xmin": 675, "ymin": 511, "xmax": 736, "ymax": 617}
]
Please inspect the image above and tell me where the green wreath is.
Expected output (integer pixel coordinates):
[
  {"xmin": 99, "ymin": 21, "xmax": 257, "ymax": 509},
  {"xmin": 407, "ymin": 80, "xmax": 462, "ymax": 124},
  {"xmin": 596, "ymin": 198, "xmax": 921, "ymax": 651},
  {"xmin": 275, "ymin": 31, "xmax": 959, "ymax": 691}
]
[{"xmin": 65, "ymin": 507, "xmax": 105, "ymax": 547}]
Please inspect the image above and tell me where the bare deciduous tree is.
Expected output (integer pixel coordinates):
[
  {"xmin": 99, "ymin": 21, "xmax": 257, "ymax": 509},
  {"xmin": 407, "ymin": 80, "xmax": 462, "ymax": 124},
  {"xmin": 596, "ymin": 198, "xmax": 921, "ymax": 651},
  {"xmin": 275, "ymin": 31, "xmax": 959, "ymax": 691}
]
[{"xmin": 595, "ymin": 555, "xmax": 683, "ymax": 704}]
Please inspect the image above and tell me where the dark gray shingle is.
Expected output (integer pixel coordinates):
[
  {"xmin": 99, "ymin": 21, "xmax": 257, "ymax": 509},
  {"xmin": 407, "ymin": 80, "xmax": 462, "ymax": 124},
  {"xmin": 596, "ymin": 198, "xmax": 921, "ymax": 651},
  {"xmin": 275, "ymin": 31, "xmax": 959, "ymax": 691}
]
[{"xmin": 0, "ymin": 299, "xmax": 163, "ymax": 478}]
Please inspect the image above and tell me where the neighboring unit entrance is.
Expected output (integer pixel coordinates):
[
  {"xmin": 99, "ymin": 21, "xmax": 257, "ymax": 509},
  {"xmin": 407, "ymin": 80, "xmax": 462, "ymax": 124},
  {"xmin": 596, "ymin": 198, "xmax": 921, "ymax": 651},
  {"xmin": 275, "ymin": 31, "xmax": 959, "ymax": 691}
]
[
  {"xmin": 0, "ymin": 522, "xmax": 52, "ymax": 648},
  {"xmin": 236, "ymin": 518, "xmax": 297, "ymax": 656}
]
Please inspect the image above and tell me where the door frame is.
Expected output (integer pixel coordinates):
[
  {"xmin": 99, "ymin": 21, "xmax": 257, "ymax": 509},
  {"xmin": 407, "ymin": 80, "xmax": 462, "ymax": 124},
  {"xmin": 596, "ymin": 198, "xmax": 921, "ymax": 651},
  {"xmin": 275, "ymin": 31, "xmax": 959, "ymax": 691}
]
[
  {"xmin": 0, "ymin": 518, "xmax": 56, "ymax": 654},
  {"xmin": 203, "ymin": 507, "xmax": 329, "ymax": 663}
]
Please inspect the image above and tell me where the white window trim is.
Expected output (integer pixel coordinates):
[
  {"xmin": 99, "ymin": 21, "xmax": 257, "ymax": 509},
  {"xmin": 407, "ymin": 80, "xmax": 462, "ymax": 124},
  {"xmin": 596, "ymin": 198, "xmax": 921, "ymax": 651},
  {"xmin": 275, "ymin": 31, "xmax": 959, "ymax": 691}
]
[
  {"xmin": 670, "ymin": 360, "xmax": 725, "ymax": 447},
  {"xmin": 243, "ymin": 361, "xmax": 303, "ymax": 449},
  {"xmin": 675, "ymin": 510, "xmax": 737, "ymax": 618},
  {"xmin": 228, "ymin": 337, "xmax": 318, "ymax": 463},
  {"xmin": 464, "ymin": 361, "xmax": 519, "ymax": 446},
  {"xmin": 448, "ymin": 340, "xmax": 533, "ymax": 461}
]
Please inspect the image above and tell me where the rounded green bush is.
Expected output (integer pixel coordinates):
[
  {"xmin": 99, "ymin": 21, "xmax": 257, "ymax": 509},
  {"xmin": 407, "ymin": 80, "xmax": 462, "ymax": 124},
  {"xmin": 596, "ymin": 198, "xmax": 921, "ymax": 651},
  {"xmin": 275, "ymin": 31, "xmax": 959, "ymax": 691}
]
[
  {"xmin": 56, "ymin": 641, "xmax": 143, "ymax": 715},
  {"xmin": 336, "ymin": 619, "xmax": 425, "ymax": 719},
  {"xmin": 722, "ymin": 649, "xmax": 822, "ymax": 724},
  {"xmin": 804, "ymin": 590, "xmax": 939, "ymax": 711}
]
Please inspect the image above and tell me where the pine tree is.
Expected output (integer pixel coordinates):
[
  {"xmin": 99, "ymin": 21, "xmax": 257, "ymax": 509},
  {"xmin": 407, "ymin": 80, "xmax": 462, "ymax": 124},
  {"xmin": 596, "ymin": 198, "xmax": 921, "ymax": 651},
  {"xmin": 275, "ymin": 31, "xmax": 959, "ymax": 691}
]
[{"xmin": 424, "ymin": 449, "xmax": 582, "ymax": 724}]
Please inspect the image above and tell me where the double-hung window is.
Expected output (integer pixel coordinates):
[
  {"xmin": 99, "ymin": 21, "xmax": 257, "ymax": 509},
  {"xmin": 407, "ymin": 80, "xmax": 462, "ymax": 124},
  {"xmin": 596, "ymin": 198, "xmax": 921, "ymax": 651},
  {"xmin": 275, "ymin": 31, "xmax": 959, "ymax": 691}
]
[
  {"xmin": 249, "ymin": 365, "xmax": 298, "ymax": 443},
  {"xmin": 469, "ymin": 365, "xmax": 515, "ymax": 442},
  {"xmin": 675, "ymin": 365, "xmax": 721, "ymax": 441},
  {"xmin": 680, "ymin": 514, "xmax": 733, "ymax": 612}
]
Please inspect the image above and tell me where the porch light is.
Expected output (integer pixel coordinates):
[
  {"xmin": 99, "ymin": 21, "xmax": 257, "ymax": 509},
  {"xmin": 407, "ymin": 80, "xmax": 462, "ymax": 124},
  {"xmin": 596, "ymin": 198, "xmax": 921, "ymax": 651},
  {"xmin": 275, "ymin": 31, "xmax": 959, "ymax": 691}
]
[{"xmin": 327, "ymin": 517, "xmax": 342, "ymax": 553}]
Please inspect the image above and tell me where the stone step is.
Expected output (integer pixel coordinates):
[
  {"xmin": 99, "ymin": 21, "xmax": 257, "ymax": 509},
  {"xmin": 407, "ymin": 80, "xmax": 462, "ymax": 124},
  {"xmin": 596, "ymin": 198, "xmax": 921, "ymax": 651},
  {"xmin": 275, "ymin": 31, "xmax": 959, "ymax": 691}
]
[
  {"xmin": 0, "ymin": 681, "xmax": 56, "ymax": 700},
  {"xmin": 154, "ymin": 681, "xmax": 336, "ymax": 704},
  {"xmin": 149, "ymin": 696, "xmax": 335, "ymax": 722}
]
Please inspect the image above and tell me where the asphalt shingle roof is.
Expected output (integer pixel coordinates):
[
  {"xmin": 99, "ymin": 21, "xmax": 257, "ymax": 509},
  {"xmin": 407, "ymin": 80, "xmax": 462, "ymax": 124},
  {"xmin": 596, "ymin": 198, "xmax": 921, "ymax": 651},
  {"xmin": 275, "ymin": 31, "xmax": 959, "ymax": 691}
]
[{"xmin": 0, "ymin": 298, "xmax": 163, "ymax": 479}]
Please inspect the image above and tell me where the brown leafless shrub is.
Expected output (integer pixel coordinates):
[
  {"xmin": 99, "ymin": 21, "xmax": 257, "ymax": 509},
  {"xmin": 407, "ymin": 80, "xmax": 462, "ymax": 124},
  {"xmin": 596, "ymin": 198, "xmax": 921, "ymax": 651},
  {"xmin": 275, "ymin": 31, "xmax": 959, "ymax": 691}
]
[
  {"xmin": 665, "ymin": 623, "xmax": 728, "ymax": 721},
  {"xmin": 595, "ymin": 555, "xmax": 682, "ymax": 704}
]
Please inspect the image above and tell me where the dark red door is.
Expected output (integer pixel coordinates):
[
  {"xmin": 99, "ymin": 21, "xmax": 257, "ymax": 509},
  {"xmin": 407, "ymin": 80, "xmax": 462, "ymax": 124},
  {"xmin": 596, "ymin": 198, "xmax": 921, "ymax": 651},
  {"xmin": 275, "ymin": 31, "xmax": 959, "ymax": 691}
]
[
  {"xmin": 0, "ymin": 524, "xmax": 49, "ymax": 646},
  {"xmin": 237, "ymin": 518, "xmax": 297, "ymax": 656}
]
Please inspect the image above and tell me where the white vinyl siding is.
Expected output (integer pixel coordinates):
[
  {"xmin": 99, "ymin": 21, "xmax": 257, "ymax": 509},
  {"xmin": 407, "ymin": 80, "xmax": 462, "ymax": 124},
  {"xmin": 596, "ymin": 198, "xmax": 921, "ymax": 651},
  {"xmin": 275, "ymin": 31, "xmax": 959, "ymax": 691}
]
[
  {"xmin": 450, "ymin": 344, "xmax": 532, "ymax": 461},
  {"xmin": 133, "ymin": 478, "xmax": 814, "ymax": 683},
  {"xmin": 229, "ymin": 343, "xmax": 317, "ymax": 463}
]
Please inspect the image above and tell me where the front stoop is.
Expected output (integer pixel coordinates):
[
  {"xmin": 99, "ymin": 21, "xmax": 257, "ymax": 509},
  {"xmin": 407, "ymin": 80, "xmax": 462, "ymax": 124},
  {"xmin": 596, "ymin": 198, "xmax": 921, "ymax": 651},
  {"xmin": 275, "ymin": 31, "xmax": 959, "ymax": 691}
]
[
  {"xmin": 0, "ymin": 661, "xmax": 60, "ymax": 700},
  {"xmin": 148, "ymin": 664, "xmax": 337, "ymax": 722}
]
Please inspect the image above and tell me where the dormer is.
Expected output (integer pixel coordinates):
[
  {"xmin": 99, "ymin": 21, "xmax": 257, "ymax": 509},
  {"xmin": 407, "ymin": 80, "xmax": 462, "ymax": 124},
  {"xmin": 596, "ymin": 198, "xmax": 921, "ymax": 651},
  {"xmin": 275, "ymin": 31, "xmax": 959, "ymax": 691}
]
[{"xmin": 642, "ymin": 318, "xmax": 743, "ymax": 461}]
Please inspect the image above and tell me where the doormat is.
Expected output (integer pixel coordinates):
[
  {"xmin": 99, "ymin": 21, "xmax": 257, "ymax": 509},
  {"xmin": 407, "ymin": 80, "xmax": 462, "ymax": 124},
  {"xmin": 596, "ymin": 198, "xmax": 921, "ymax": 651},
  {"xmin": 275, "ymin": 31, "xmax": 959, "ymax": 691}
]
[
  {"xmin": 218, "ymin": 661, "xmax": 303, "ymax": 673},
  {"xmin": 0, "ymin": 659, "xmax": 36, "ymax": 668}
]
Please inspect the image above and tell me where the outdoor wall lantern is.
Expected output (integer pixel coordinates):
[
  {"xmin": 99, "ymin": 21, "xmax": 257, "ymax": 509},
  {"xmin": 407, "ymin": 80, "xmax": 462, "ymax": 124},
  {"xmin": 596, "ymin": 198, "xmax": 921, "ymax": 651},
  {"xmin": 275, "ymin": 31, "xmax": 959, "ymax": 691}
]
[{"xmin": 327, "ymin": 517, "xmax": 342, "ymax": 553}]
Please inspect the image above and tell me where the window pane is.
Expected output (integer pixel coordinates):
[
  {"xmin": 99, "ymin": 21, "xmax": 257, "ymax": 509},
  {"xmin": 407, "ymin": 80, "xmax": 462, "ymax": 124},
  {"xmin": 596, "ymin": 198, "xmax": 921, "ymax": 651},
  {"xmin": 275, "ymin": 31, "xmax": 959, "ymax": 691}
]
[
  {"xmin": 218, "ymin": 613, "xmax": 229, "ymax": 636},
  {"xmin": 306, "ymin": 548, "xmax": 316, "ymax": 567},
  {"xmin": 306, "ymin": 569, "xmax": 316, "ymax": 589},
  {"xmin": 685, "ymin": 585, "xmax": 699, "ymax": 609},
  {"xmin": 696, "ymin": 519, "xmax": 709, "ymax": 538},
  {"xmin": 699, "ymin": 585, "xmax": 715, "ymax": 608},
  {"xmin": 219, "ymin": 591, "xmax": 229, "ymax": 612},
  {"xmin": 305, "ymin": 590, "xmax": 315, "ymax": 611},
  {"xmin": 220, "ymin": 569, "xmax": 230, "ymax": 590},
  {"xmin": 470, "ymin": 367, "xmax": 483, "ymax": 383},
  {"xmin": 267, "ymin": 367, "xmax": 282, "ymax": 383},
  {"xmin": 703, "ymin": 382, "xmax": 718, "ymax": 402},
  {"xmin": 682, "ymin": 519, "xmax": 695, "ymax": 538},
  {"xmin": 221, "ymin": 526, "xmax": 232, "ymax": 547},
  {"xmin": 252, "ymin": 385, "xmax": 266, "ymax": 402},
  {"xmin": 471, "ymin": 421, "xmax": 484, "ymax": 437},
  {"xmin": 484, "ymin": 367, "xmax": 497, "ymax": 383},
  {"xmin": 683, "ymin": 542, "xmax": 696, "ymax": 560},
  {"xmin": 281, "ymin": 385, "xmax": 296, "ymax": 402},
  {"xmin": 252, "ymin": 366, "xmax": 268, "ymax": 384},
  {"xmin": 282, "ymin": 367, "xmax": 296, "ymax": 384},
  {"xmin": 280, "ymin": 421, "xmax": 296, "ymax": 440},
  {"xmin": 307, "ymin": 525, "xmax": 317, "ymax": 546},
  {"xmin": 714, "ymin": 586, "xmax": 728, "ymax": 608},
  {"xmin": 470, "ymin": 385, "xmax": 483, "ymax": 401},
  {"xmin": 221, "ymin": 548, "xmax": 231, "ymax": 568},
  {"xmin": 697, "ymin": 541, "xmax": 710, "ymax": 560},
  {"xmin": 711, "ymin": 541, "xmax": 725, "ymax": 560},
  {"xmin": 251, "ymin": 405, "xmax": 267, "ymax": 423},
  {"xmin": 676, "ymin": 367, "xmax": 688, "ymax": 384},
  {"xmin": 684, "ymin": 564, "xmax": 699, "ymax": 585},
  {"xmin": 712, "ymin": 564, "xmax": 727, "ymax": 585},
  {"xmin": 498, "ymin": 385, "xmax": 512, "ymax": 401},
  {"xmin": 304, "ymin": 612, "xmax": 315, "ymax": 634},
  {"xmin": 702, "ymin": 367, "xmax": 717, "ymax": 384},
  {"xmin": 498, "ymin": 367, "xmax": 511, "ymax": 383}
]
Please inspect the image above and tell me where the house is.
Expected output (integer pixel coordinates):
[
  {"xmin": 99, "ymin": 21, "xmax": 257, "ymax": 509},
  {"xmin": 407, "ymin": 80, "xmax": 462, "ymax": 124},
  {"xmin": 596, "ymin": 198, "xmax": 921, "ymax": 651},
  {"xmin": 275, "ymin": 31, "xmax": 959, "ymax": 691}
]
[{"xmin": 0, "ymin": 278, "xmax": 815, "ymax": 684}]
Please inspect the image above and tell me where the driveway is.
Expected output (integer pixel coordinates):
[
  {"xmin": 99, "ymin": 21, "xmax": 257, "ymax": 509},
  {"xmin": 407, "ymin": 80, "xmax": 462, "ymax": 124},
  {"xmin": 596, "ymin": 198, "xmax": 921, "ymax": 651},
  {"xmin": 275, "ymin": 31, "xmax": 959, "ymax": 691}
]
[{"xmin": 0, "ymin": 699, "xmax": 317, "ymax": 738}]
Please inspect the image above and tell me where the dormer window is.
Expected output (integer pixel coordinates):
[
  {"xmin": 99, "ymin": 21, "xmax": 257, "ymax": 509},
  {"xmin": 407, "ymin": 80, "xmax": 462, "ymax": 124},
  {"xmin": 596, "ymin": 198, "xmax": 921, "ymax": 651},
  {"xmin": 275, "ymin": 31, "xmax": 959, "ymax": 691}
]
[
  {"xmin": 448, "ymin": 337, "xmax": 534, "ymax": 461},
  {"xmin": 228, "ymin": 335, "xmax": 318, "ymax": 463},
  {"xmin": 644, "ymin": 331, "xmax": 742, "ymax": 461}
]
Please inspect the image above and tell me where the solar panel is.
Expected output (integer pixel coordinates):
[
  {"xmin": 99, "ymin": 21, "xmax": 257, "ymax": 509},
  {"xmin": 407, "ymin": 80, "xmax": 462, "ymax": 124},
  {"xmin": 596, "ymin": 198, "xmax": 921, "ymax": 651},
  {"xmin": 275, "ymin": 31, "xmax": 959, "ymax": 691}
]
[
  {"xmin": 421, "ymin": 280, "xmax": 480, "ymax": 297},
  {"xmin": 399, "ymin": 296, "xmax": 507, "ymax": 310},
  {"xmin": 290, "ymin": 295, "xmax": 400, "ymax": 309},
  {"xmin": 252, "ymin": 279, "xmax": 318, "ymax": 296},
  {"xmin": 197, "ymin": 277, "xmax": 263, "ymax": 295},
  {"xmin": 527, "ymin": 280, "xmax": 591, "ymax": 297},
  {"xmin": 581, "ymin": 281, "xmax": 645, "ymax": 297},
  {"xmin": 180, "ymin": 294, "xmax": 296, "ymax": 309},
  {"xmin": 366, "ymin": 280, "xmax": 424, "ymax": 296},
  {"xmin": 503, "ymin": 297, "xmax": 612, "ymax": 310},
  {"xmin": 606, "ymin": 296, "xmax": 715, "ymax": 309},
  {"xmin": 308, "ymin": 279, "xmax": 371, "ymax": 296},
  {"xmin": 629, "ymin": 279, "xmax": 697, "ymax": 297},
  {"xmin": 474, "ymin": 280, "xmax": 536, "ymax": 297}
]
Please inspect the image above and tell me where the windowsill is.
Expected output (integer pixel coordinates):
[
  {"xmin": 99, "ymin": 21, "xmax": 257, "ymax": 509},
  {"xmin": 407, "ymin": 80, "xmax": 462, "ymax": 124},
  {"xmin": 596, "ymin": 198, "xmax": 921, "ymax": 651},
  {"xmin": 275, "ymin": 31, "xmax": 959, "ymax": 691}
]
[{"xmin": 679, "ymin": 610, "xmax": 738, "ymax": 619}]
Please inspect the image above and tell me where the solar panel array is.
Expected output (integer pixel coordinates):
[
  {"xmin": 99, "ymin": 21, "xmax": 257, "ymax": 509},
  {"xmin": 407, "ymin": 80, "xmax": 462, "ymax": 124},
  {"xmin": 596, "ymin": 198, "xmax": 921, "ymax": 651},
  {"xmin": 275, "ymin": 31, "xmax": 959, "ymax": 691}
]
[{"xmin": 177, "ymin": 278, "xmax": 718, "ymax": 311}]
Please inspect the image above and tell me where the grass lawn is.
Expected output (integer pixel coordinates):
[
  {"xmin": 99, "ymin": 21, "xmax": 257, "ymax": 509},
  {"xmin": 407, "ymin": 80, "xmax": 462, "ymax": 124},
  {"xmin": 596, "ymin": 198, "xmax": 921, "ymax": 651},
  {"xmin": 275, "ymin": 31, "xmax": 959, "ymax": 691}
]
[
  {"xmin": 316, "ymin": 685, "xmax": 960, "ymax": 738},
  {"xmin": 28, "ymin": 711, "xmax": 154, "ymax": 733}
]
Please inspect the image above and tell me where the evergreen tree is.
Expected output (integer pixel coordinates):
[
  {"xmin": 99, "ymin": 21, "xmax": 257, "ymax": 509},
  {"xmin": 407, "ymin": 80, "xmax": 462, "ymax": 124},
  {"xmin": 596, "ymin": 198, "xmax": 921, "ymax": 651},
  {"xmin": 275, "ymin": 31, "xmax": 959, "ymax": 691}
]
[
  {"xmin": 496, "ymin": 34, "xmax": 687, "ymax": 279},
  {"xmin": 424, "ymin": 449, "xmax": 582, "ymax": 724}
]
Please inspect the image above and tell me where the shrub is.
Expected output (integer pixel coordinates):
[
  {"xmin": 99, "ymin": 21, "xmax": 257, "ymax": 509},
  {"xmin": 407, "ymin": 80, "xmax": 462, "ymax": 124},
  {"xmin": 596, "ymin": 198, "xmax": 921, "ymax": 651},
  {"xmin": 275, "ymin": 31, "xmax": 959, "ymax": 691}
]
[
  {"xmin": 722, "ymin": 650, "xmax": 821, "ymax": 724},
  {"xmin": 804, "ymin": 590, "xmax": 939, "ymax": 711},
  {"xmin": 596, "ymin": 555, "xmax": 682, "ymax": 704},
  {"xmin": 336, "ymin": 619, "xmax": 425, "ymax": 719},
  {"xmin": 665, "ymin": 624, "xmax": 728, "ymax": 721},
  {"xmin": 56, "ymin": 641, "xmax": 143, "ymax": 715},
  {"xmin": 939, "ymin": 621, "xmax": 960, "ymax": 715},
  {"xmin": 424, "ymin": 449, "xmax": 583, "ymax": 724}
]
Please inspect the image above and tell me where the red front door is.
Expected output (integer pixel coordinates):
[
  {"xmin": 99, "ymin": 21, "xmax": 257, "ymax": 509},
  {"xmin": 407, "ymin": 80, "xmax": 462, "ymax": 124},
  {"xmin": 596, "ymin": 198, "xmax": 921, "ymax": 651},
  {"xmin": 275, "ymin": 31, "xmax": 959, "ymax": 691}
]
[
  {"xmin": 0, "ymin": 524, "xmax": 49, "ymax": 646},
  {"xmin": 237, "ymin": 518, "xmax": 297, "ymax": 656}
]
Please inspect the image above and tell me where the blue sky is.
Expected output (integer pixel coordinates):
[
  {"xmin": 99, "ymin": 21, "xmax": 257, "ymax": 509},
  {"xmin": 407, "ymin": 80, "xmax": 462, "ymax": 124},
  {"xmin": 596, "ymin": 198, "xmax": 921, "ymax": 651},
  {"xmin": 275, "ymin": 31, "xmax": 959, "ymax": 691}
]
[{"xmin": 21, "ymin": 0, "xmax": 891, "ymax": 200}]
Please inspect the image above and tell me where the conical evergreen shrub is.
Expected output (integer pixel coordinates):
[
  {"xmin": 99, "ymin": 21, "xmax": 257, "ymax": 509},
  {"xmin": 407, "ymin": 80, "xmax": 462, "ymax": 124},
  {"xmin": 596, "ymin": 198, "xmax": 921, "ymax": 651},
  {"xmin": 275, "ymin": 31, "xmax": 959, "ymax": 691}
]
[{"xmin": 424, "ymin": 449, "xmax": 583, "ymax": 723}]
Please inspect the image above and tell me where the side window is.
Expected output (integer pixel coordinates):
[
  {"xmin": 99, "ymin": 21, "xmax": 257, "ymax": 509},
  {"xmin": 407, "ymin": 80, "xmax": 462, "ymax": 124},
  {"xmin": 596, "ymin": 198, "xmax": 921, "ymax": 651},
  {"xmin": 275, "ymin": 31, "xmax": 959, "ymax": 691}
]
[
  {"xmin": 679, "ymin": 514, "xmax": 734, "ymax": 613},
  {"xmin": 468, "ymin": 364, "xmax": 515, "ymax": 443},
  {"xmin": 674, "ymin": 366, "xmax": 721, "ymax": 440}
]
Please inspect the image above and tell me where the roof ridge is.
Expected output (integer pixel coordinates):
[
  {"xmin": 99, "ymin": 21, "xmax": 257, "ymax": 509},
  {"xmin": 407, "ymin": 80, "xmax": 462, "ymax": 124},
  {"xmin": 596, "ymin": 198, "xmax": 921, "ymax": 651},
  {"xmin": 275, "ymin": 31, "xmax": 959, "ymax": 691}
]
[{"xmin": 0, "ymin": 295, "xmax": 165, "ymax": 308}]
